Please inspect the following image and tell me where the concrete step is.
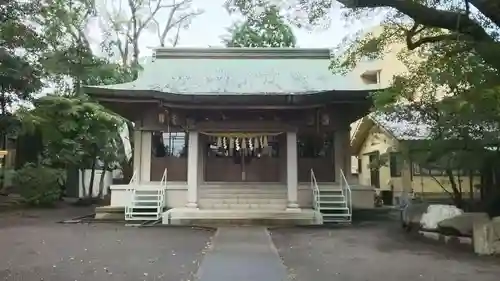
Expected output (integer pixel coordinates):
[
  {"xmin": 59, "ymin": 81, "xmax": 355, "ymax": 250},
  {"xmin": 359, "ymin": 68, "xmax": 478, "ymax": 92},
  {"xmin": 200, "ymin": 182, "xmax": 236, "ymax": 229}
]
[
  {"xmin": 199, "ymin": 198, "xmax": 287, "ymax": 205},
  {"xmin": 200, "ymin": 188, "xmax": 286, "ymax": 193},
  {"xmin": 319, "ymin": 206, "xmax": 349, "ymax": 211},
  {"xmin": 200, "ymin": 192, "xmax": 286, "ymax": 199},
  {"xmin": 163, "ymin": 209, "xmax": 320, "ymax": 225},
  {"xmin": 201, "ymin": 194, "xmax": 286, "ymax": 200},
  {"xmin": 319, "ymin": 194, "xmax": 344, "ymax": 198},
  {"xmin": 199, "ymin": 203, "xmax": 286, "ymax": 210},
  {"xmin": 318, "ymin": 200, "xmax": 346, "ymax": 204},
  {"xmin": 200, "ymin": 185, "xmax": 285, "ymax": 189}
]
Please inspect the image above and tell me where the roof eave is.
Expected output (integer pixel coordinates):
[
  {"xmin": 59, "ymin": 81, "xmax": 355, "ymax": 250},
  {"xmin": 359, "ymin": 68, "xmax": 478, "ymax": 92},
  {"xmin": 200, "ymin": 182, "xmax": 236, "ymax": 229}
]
[{"xmin": 84, "ymin": 87, "xmax": 373, "ymax": 108}]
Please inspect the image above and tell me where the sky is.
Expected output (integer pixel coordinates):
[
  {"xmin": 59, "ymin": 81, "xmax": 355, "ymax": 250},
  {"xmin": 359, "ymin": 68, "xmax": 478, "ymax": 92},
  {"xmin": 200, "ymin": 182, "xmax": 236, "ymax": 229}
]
[{"xmin": 97, "ymin": 0, "xmax": 380, "ymax": 58}]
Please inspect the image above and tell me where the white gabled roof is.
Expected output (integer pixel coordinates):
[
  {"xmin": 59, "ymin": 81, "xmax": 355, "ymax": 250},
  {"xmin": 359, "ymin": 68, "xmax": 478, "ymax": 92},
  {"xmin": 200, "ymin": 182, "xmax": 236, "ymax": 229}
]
[{"xmin": 369, "ymin": 111, "xmax": 431, "ymax": 141}]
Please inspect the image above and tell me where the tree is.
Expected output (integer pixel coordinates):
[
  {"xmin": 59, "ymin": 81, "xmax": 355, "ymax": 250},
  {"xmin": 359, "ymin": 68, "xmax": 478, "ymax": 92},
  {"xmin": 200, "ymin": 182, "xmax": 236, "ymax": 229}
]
[
  {"xmin": 16, "ymin": 95, "xmax": 128, "ymax": 199},
  {"xmin": 225, "ymin": 0, "xmax": 500, "ymax": 73},
  {"xmin": 333, "ymin": 21, "xmax": 500, "ymax": 206},
  {"xmin": 37, "ymin": 0, "xmax": 135, "ymax": 95},
  {"xmin": 98, "ymin": 0, "xmax": 203, "ymax": 69},
  {"xmin": 0, "ymin": 0, "xmax": 46, "ymax": 191},
  {"xmin": 223, "ymin": 5, "xmax": 296, "ymax": 47}
]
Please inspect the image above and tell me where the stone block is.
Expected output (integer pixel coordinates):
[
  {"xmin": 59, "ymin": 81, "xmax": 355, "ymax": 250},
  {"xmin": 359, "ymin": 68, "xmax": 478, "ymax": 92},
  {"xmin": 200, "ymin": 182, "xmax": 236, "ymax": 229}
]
[
  {"xmin": 438, "ymin": 212, "xmax": 489, "ymax": 236},
  {"xmin": 473, "ymin": 216, "xmax": 500, "ymax": 255}
]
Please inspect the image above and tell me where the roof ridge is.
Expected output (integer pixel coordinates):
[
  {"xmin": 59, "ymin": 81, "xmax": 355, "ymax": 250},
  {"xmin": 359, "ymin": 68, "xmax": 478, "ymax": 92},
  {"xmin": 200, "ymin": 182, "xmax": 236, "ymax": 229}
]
[{"xmin": 153, "ymin": 47, "xmax": 332, "ymax": 59}]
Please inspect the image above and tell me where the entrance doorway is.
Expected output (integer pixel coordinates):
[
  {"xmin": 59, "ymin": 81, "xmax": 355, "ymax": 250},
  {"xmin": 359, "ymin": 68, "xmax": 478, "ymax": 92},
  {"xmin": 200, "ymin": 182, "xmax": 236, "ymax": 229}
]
[{"xmin": 204, "ymin": 134, "xmax": 282, "ymax": 182}]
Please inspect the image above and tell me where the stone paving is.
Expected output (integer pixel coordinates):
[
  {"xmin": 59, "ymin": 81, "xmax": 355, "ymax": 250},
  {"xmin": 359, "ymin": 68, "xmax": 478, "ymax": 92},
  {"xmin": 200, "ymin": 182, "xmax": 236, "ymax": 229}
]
[{"xmin": 197, "ymin": 227, "xmax": 287, "ymax": 281}]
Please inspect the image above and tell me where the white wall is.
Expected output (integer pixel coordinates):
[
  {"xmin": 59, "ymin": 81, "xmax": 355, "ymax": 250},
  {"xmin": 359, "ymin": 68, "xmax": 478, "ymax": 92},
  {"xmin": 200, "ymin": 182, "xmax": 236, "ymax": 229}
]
[{"xmin": 79, "ymin": 169, "xmax": 112, "ymax": 198}]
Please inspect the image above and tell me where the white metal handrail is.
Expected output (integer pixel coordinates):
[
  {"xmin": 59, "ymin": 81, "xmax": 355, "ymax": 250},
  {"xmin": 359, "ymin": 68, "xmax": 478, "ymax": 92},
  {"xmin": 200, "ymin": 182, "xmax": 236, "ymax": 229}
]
[
  {"xmin": 339, "ymin": 169, "xmax": 352, "ymax": 221},
  {"xmin": 125, "ymin": 170, "xmax": 137, "ymax": 220},
  {"xmin": 129, "ymin": 170, "xmax": 138, "ymax": 184},
  {"xmin": 160, "ymin": 168, "xmax": 168, "ymax": 187},
  {"xmin": 159, "ymin": 168, "xmax": 168, "ymax": 208},
  {"xmin": 310, "ymin": 169, "xmax": 320, "ymax": 211}
]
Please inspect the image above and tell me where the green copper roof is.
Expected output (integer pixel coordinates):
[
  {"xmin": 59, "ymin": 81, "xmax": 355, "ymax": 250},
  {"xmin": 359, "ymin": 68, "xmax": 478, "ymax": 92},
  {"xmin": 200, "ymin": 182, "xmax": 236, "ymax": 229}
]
[{"xmin": 85, "ymin": 48, "xmax": 382, "ymax": 95}]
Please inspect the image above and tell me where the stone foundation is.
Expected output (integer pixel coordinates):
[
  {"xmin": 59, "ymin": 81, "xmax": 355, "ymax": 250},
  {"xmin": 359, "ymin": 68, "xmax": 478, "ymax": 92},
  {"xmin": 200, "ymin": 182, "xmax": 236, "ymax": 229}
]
[
  {"xmin": 163, "ymin": 208, "xmax": 322, "ymax": 226},
  {"xmin": 94, "ymin": 206, "xmax": 125, "ymax": 220}
]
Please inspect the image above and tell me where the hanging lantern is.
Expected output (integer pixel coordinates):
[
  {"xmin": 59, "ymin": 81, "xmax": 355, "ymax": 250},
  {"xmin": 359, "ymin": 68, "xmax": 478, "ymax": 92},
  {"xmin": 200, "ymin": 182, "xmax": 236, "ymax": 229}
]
[
  {"xmin": 158, "ymin": 112, "xmax": 165, "ymax": 123},
  {"xmin": 321, "ymin": 113, "xmax": 330, "ymax": 126}
]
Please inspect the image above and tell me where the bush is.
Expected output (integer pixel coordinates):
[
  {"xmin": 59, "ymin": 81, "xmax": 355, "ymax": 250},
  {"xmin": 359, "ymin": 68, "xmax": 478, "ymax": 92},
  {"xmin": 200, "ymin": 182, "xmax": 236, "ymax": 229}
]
[{"xmin": 13, "ymin": 164, "xmax": 65, "ymax": 206}]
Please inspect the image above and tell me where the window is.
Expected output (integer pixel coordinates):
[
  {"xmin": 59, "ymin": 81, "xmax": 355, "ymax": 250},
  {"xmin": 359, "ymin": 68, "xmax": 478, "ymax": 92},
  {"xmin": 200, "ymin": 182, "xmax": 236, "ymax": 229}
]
[
  {"xmin": 411, "ymin": 164, "xmax": 447, "ymax": 177},
  {"xmin": 357, "ymin": 157, "xmax": 362, "ymax": 174},
  {"xmin": 360, "ymin": 70, "xmax": 381, "ymax": 84},
  {"xmin": 389, "ymin": 152, "xmax": 402, "ymax": 177},
  {"xmin": 151, "ymin": 131, "xmax": 187, "ymax": 158}
]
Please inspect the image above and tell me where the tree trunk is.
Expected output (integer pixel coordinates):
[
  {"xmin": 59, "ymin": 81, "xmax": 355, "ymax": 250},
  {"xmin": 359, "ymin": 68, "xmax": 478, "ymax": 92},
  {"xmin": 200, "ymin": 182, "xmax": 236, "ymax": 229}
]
[
  {"xmin": 87, "ymin": 156, "xmax": 97, "ymax": 199},
  {"xmin": 80, "ymin": 168, "xmax": 87, "ymax": 197},
  {"xmin": 97, "ymin": 164, "xmax": 107, "ymax": 198},
  {"xmin": 469, "ymin": 170, "xmax": 474, "ymax": 201},
  {"xmin": 445, "ymin": 168, "xmax": 463, "ymax": 208}
]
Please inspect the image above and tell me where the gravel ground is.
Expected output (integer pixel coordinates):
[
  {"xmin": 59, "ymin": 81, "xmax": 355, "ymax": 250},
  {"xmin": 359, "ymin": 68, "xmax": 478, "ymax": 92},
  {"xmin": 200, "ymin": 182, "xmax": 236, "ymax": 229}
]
[
  {"xmin": 0, "ymin": 208, "xmax": 214, "ymax": 281},
  {"xmin": 270, "ymin": 222, "xmax": 500, "ymax": 281}
]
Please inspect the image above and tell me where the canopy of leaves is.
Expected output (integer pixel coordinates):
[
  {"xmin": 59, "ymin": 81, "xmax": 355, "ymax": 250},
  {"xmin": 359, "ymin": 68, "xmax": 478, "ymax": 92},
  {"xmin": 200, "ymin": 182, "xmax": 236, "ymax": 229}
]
[
  {"xmin": 223, "ymin": 5, "xmax": 296, "ymax": 47},
  {"xmin": 16, "ymin": 95, "xmax": 127, "ymax": 169},
  {"xmin": 224, "ymin": 0, "xmax": 333, "ymax": 28},
  {"xmin": 0, "ymin": 0, "xmax": 46, "ymax": 109}
]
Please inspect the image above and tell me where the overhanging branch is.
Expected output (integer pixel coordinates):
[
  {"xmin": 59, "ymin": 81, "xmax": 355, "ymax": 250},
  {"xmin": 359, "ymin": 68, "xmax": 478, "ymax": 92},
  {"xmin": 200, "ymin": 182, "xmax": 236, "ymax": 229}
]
[{"xmin": 338, "ymin": 0, "xmax": 500, "ymax": 72}]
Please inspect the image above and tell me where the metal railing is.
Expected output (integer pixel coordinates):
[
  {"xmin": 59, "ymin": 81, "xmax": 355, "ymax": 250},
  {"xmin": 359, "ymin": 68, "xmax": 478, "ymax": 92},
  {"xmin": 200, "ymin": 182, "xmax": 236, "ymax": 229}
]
[
  {"xmin": 339, "ymin": 169, "xmax": 352, "ymax": 221},
  {"xmin": 125, "ymin": 169, "xmax": 168, "ymax": 221},
  {"xmin": 159, "ymin": 168, "xmax": 167, "ymax": 208},
  {"xmin": 125, "ymin": 170, "xmax": 137, "ymax": 220},
  {"xmin": 129, "ymin": 170, "xmax": 138, "ymax": 184},
  {"xmin": 310, "ymin": 169, "xmax": 320, "ymax": 211},
  {"xmin": 160, "ymin": 168, "xmax": 167, "ymax": 187}
]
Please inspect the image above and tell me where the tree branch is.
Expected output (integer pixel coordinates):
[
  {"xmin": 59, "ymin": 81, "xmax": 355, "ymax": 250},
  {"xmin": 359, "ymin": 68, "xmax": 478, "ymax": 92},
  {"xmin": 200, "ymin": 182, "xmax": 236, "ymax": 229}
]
[
  {"xmin": 157, "ymin": 0, "xmax": 202, "ymax": 46},
  {"xmin": 338, "ymin": 0, "xmax": 500, "ymax": 72},
  {"xmin": 468, "ymin": 0, "xmax": 500, "ymax": 27}
]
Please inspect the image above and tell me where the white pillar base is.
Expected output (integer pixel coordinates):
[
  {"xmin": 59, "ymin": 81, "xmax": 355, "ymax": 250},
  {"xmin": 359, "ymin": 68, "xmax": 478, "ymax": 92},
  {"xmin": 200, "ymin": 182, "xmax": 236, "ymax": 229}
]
[
  {"xmin": 286, "ymin": 204, "xmax": 301, "ymax": 212},
  {"xmin": 185, "ymin": 202, "xmax": 198, "ymax": 208}
]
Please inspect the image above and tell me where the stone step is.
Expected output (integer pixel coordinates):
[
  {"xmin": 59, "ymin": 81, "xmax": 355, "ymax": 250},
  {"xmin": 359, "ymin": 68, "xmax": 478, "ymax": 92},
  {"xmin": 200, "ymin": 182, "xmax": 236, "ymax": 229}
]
[
  {"xmin": 200, "ymin": 189, "xmax": 286, "ymax": 197},
  {"xmin": 200, "ymin": 193, "xmax": 286, "ymax": 199},
  {"xmin": 200, "ymin": 185, "xmax": 286, "ymax": 189},
  {"xmin": 163, "ymin": 209, "xmax": 319, "ymax": 225},
  {"xmin": 199, "ymin": 203, "xmax": 286, "ymax": 210},
  {"xmin": 199, "ymin": 198, "xmax": 287, "ymax": 205},
  {"xmin": 200, "ymin": 188, "xmax": 286, "ymax": 193}
]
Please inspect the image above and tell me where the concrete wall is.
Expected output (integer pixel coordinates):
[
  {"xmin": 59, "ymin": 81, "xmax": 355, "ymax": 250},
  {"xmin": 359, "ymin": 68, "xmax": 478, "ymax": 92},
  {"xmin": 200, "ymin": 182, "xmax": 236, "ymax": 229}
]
[
  {"xmin": 79, "ymin": 169, "xmax": 112, "ymax": 198},
  {"xmin": 109, "ymin": 183, "xmax": 375, "ymax": 209}
]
